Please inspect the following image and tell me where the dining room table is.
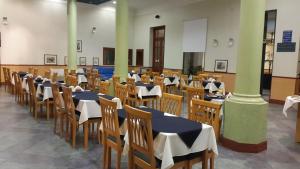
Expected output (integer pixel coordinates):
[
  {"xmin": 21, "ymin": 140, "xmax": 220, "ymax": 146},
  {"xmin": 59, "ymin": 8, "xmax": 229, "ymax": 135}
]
[
  {"xmin": 135, "ymin": 81, "xmax": 162, "ymax": 99},
  {"xmin": 117, "ymin": 107, "xmax": 218, "ymax": 169},
  {"xmin": 72, "ymin": 91, "xmax": 123, "ymax": 149},
  {"xmin": 283, "ymin": 95, "xmax": 300, "ymax": 143},
  {"xmin": 128, "ymin": 72, "xmax": 142, "ymax": 82}
]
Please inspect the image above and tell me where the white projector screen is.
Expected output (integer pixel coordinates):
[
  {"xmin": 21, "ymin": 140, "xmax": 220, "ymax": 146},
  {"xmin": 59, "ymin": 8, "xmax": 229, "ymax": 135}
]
[{"xmin": 182, "ymin": 18, "xmax": 207, "ymax": 52}]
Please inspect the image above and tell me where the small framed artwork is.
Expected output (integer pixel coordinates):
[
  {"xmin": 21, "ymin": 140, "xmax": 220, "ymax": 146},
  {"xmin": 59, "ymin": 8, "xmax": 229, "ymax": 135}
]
[
  {"xmin": 79, "ymin": 57, "xmax": 86, "ymax": 66},
  {"xmin": 44, "ymin": 54, "xmax": 57, "ymax": 65},
  {"xmin": 77, "ymin": 40, "xmax": 82, "ymax": 52},
  {"xmin": 93, "ymin": 57, "xmax": 99, "ymax": 66},
  {"xmin": 64, "ymin": 56, "xmax": 68, "ymax": 65},
  {"xmin": 214, "ymin": 60, "xmax": 228, "ymax": 73}
]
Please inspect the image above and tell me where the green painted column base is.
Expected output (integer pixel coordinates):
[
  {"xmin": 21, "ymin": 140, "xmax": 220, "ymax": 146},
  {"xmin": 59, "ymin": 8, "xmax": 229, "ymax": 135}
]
[{"xmin": 223, "ymin": 93, "xmax": 268, "ymax": 146}]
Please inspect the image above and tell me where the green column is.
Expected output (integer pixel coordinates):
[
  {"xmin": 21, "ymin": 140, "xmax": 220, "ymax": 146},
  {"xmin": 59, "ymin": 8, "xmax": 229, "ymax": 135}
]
[
  {"xmin": 223, "ymin": 0, "xmax": 268, "ymax": 149},
  {"xmin": 115, "ymin": 0, "xmax": 129, "ymax": 81},
  {"xmin": 67, "ymin": 0, "xmax": 77, "ymax": 70}
]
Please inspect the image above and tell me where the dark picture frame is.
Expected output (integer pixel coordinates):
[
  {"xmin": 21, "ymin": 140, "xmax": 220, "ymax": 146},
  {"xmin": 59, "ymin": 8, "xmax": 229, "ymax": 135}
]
[
  {"xmin": 44, "ymin": 54, "xmax": 57, "ymax": 65},
  {"xmin": 214, "ymin": 60, "xmax": 228, "ymax": 73},
  {"xmin": 93, "ymin": 57, "xmax": 99, "ymax": 66},
  {"xmin": 79, "ymin": 57, "xmax": 86, "ymax": 66},
  {"xmin": 77, "ymin": 40, "xmax": 82, "ymax": 52}
]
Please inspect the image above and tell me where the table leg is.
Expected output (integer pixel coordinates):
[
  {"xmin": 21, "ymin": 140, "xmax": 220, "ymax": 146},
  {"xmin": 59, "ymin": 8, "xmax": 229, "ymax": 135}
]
[
  {"xmin": 84, "ymin": 122, "xmax": 89, "ymax": 150},
  {"xmin": 296, "ymin": 104, "xmax": 300, "ymax": 143}
]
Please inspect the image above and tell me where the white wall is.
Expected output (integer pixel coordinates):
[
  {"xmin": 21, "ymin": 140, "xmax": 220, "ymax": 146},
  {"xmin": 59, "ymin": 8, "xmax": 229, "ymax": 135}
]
[
  {"xmin": 132, "ymin": 0, "xmax": 240, "ymax": 72},
  {"xmin": 266, "ymin": 0, "xmax": 300, "ymax": 78},
  {"xmin": 0, "ymin": 0, "xmax": 134, "ymax": 66}
]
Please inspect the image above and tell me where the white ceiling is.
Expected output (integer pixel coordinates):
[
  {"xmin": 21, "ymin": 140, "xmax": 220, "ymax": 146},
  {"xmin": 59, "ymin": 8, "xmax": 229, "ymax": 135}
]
[{"xmin": 128, "ymin": 0, "xmax": 207, "ymax": 11}]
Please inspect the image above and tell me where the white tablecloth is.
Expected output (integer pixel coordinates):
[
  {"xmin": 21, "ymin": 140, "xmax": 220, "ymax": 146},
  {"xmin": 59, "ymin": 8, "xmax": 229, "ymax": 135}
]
[
  {"xmin": 136, "ymin": 85, "xmax": 162, "ymax": 99},
  {"xmin": 77, "ymin": 75, "xmax": 87, "ymax": 84},
  {"xmin": 164, "ymin": 77, "xmax": 180, "ymax": 87},
  {"xmin": 76, "ymin": 96, "xmax": 122, "ymax": 124},
  {"xmin": 123, "ymin": 123, "xmax": 218, "ymax": 169},
  {"xmin": 283, "ymin": 96, "xmax": 300, "ymax": 117},
  {"xmin": 36, "ymin": 84, "xmax": 53, "ymax": 101},
  {"xmin": 128, "ymin": 73, "xmax": 141, "ymax": 82}
]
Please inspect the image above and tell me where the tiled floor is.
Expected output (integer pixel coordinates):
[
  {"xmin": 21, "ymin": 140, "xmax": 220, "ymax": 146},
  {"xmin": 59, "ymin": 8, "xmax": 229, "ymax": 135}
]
[{"xmin": 0, "ymin": 87, "xmax": 300, "ymax": 169}]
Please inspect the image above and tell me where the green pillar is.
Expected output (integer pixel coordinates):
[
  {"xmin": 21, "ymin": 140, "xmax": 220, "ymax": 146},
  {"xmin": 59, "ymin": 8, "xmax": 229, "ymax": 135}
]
[
  {"xmin": 115, "ymin": 0, "xmax": 129, "ymax": 81},
  {"xmin": 67, "ymin": 0, "xmax": 77, "ymax": 70},
  {"xmin": 223, "ymin": 0, "xmax": 268, "ymax": 152}
]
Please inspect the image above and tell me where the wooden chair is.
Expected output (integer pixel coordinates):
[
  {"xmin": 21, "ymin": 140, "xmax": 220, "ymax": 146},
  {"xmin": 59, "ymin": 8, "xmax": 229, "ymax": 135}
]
[
  {"xmin": 198, "ymin": 73, "xmax": 209, "ymax": 80},
  {"xmin": 141, "ymin": 74, "xmax": 150, "ymax": 83},
  {"xmin": 16, "ymin": 74, "xmax": 26, "ymax": 105},
  {"xmin": 51, "ymin": 83, "xmax": 65, "ymax": 136},
  {"xmin": 151, "ymin": 72, "xmax": 160, "ymax": 78},
  {"xmin": 62, "ymin": 86, "xmax": 81, "ymax": 148},
  {"xmin": 87, "ymin": 73, "xmax": 97, "ymax": 91},
  {"xmin": 125, "ymin": 105, "xmax": 188, "ymax": 169},
  {"xmin": 33, "ymin": 68, "xmax": 38, "ymax": 77},
  {"xmin": 99, "ymin": 81, "xmax": 110, "ymax": 95},
  {"xmin": 12, "ymin": 72, "xmax": 19, "ymax": 101},
  {"xmin": 163, "ymin": 70, "xmax": 171, "ymax": 77},
  {"xmin": 28, "ymin": 77, "xmax": 45, "ymax": 119},
  {"xmin": 186, "ymin": 87, "xmax": 205, "ymax": 115},
  {"xmin": 64, "ymin": 68, "xmax": 69, "ymax": 82},
  {"xmin": 67, "ymin": 75, "xmax": 77, "ymax": 86},
  {"xmin": 153, "ymin": 76, "xmax": 164, "ymax": 93},
  {"xmin": 52, "ymin": 72, "xmax": 58, "ymax": 82},
  {"xmin": 28, "ymin": 67, "xmax": 33, "ymax": 74},
  {"xmin": 3, "ymin": 68, "xmax": 12, "ymax": 93},
  {"xmin": 70, "ymin": 70, "xmax": 76, "ymax": 76},
  {"xmin": 179, "ymin": 75, "xmax": 189, "ymax": 94},
  {"xmin": 112, "ymin": 75, "xmax": 120, "ymax": 93},
  {"xmin": 44, "ymin": 71, "xmax": 51, "ymax": 79},
  {"xmin": 160, "ymin": 93, "xmax": 183, "ymax": 116},
  {"xmin": 115, "ymin": 83, "xmax": 127, "ymax": 105},
  {"xmin": 100, "ymin": 97, "xmax": 123, "ymax": 169},
  {"xmin": 192, "ymin": 76, "xmax": 203, "ymax": 88},
  {"xmin": 189, "ymin": 99, "xmax": 222, "ymax": 169}
]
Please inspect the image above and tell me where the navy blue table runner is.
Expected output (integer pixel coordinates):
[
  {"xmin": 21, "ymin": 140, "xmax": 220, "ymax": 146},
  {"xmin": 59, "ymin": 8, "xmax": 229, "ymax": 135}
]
[
  {"xmin": 118, "ymin": 108, "xmax": 202, "ymax": 148},
  {"xmin": 72, "ymin": 91, "xmax": 114, "ymax": 107},
  {"xmin": 135, "ymin": 82, "xmax": 155, "ymax": 91},
  {"xmin": 202, "ymin": 80, "xmax": 222, "ymax": 89},
  {"xmin": 167, "ymin": 77, "xmax": 175, "ymax": 83}
]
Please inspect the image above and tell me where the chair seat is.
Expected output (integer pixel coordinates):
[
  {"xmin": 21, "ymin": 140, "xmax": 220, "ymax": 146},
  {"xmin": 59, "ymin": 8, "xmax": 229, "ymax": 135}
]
[
  {"xmin": 107, "ymin": 135, "xmax": 125, "ymax": 146},
  {"xmin": 133, "ymin": 150, "xmax": 161, "ymax": 168}
]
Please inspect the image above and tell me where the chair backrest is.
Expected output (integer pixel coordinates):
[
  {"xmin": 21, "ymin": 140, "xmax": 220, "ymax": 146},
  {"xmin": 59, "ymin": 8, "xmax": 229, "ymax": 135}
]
[
  {"xmin": 186, "ymin": 86, "xmax": 205, "ymax": 114},
  {"xmin": 33, "ymin": 69, "xmax": 38, "ymax": 77},
  {"xmin": 62, "ymin": 86, "xmax": 76, "ymax": 120},
  {"xmin": 160, "ymin": 93, "xmax": 183, "ymax": 116},
  {"xmin": 192, "ymin": 75, "xmax": 203, "ymax": 88},
  {"xmin": 51, "ymin": 83, "xmax": 64, "ymax": 111},
  {"xmin": 67, "ymin": 75, "xmax": 77, "ymax": 86},
  {"xmin": 126, "ymin": 78, "xmax": 136, "ymax": 97},
  {"xmin": 180, "ymin": 75, "xmax": 188, "ymax": 89},
  {"xmin": 190, "ymin": 99, "xmax": 222, "ymax": 141},
  {"xmin": 153, "ymin": 76, "xmax": 164, "ymax": 92},
  {"xmin": 99, "ymin": 81, "xmax": 110, "ymax": 95},
  {"xmin": 112, "ymin": 75, "xmax": 120, "ymax": 92},
  {"xmin": 44, "ymin": 71, "xmax": 51, "ymax": 79},
  {"xmin": 52, "ymin": 73, "xmax": 58, "ymax": 82},
  {"xmin": 141, "ymin": 74, "xmax": 150, "ymax": 83},
  {"xmin": 115, "ymin": 83, "xmax": 127, "ymax": 105},
  {"xmin": 27, "ymin": 77, "xmax": 37, "ymax": 101},
  {"xmin": 198, "ymin": 73, "xmax": 209, "ymax": 80},
  {"xmin": 99, "ymin": 97, "xmax": 122, "ymax": 146},
  {"xmin": 87, "ymin": 73, "xmax": 97, "ymax": 90},
  {"xmin": 6, "ymin": 69, "xmax": 12, "ymax": 83},
  {"xmin": 124, "ymin": 105, "xmax": 156, "ymax": 168},
  {"xmin": 70, "ymin": 70, "xmax": 76, "ymax": 76}
]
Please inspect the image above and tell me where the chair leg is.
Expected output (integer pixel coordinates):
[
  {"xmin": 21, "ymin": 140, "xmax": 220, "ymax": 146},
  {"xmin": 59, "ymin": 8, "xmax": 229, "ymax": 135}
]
[
  {"xmin": 210, "ymin": 154, "xmax": 215, "ymax": 169},
  {"xmin": 103, "ymin": 145, "xmax": 107, "ymax": 169},
  {"xmin": 107, "ymin": 147, "xmax": 111, "ymax": 169},
  {"xmin": 53, "ymin": 112, "xmax": 57, "ymax": 134},
  {"xmin": 60, "ymin": 115, "xmax": 64, "ymax": 137},
  {"xmin": 46, "ymin": 100, "xmax": 50, "ymax": 120},
  {"xmin": 116, "ymin": 150, "xmax": 122, "ymax": 169},
  {"xmin": 65, "ymin": 118, "xmax": 70, "ymax": 141},
  {"xmin": 72, "ymin": 123, "xmax": 76, "ymax": 148}
]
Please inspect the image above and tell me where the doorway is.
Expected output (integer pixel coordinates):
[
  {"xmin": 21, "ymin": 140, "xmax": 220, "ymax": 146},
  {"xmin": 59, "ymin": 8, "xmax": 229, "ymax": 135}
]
[
  {"xmin": 152, "ymin": 26, "xmax": 165, "ymax": 73},
  {"xmin": 260, "ymin": 10, "xmax": 277, "ymax": 99}
]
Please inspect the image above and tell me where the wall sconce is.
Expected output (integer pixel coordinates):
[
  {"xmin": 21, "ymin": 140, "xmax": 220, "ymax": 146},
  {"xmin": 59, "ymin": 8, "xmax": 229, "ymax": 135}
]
[
  {"xmin": 212, "ymin": 39, "xmax": 219, "ymax": 47},
  {"xmin": 2, "ymin": 17, "xmax": 8, "ymax": 25},
  {"xmin": 228, "ymin": 38, "xmax": 234, "ymax": 47},
  {"xmin": 92, "ymin": 27, "xmax": 96, "ymax": 33}
]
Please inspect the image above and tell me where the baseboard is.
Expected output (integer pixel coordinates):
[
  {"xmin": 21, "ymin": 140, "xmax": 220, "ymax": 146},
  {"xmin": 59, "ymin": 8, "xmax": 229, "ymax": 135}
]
[
  {"xmin": 221, "ymin": 137, "xmax": 267, "ymax": 153},
  {"xmin": 269, "ymin": 99, "xmax": 285, "ymax": 105}
]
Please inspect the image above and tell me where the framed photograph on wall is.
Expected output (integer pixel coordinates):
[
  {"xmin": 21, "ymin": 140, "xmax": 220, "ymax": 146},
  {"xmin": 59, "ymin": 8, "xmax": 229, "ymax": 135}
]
[
  {"xmin": 44, "ymin": 54, "xmax": 57, "ymax": 65},
  {"xmin": 214, "ymin": 60, "xmax": 228, "ymax": 73},
  {"xmin": 79, "ymin": 57, "xmax": 86, "ymax": 66},
  {"xmin": 77, "ymin": 40, "xmax": 82, "ymax": 52},
  {"xmin": 93, "ymin": 57, "xmax": 99, "ymax": 66}
]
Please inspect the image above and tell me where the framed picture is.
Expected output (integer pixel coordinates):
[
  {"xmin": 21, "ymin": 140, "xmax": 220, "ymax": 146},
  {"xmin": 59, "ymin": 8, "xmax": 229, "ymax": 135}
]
[
  {"xmin": 44, "ymin": 54, "xmax": 57, "ymax": 65},
  {"xmin": 77, "ymin": 40, "xmax": 82, "ymax": 52},
  {"xmin": 93, "ymin": 57, "xmax": 99, "ymax": 66},
  {"xmin": 64, "ymin": 56, "xmax": 68, "ymax": 65},
  {"xmin": 214, "ymin": 60, "xmax": 228, "ymax": 73},
  {"xmin": 79, "ymin": 57, "xmax": 86, "ymax": 66}
]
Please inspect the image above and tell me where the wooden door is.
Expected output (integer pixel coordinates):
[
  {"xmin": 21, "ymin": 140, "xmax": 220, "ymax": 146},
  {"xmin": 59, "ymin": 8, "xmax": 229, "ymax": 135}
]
[
  {"xmin": 136, "ymin": 49, "xmax": 144, "ymax": 66},
  {"xmin": 152, "ymin": 26, "xmax": 165, "ymax": 73}
]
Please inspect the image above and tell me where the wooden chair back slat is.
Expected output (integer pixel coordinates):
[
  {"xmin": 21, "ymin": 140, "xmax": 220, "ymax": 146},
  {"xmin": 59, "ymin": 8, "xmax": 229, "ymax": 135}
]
[
  {"xmin": 115, "ymin": 83, "xmax": 127, "ymax": 105},
  {"xmin": 160, "ymin": 93, "xmax": 183, "ymax": 116},
  {"xmin": 99, "ymin": 81, "xmax": 110, "ymax": 95},
  {"xmin": 186, "ymin": 87, "xmax": 205, "ymax": 115}
]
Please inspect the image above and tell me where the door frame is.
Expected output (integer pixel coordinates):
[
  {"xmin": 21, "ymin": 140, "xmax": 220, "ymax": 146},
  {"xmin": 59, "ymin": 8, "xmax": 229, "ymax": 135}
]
[
  {"xmin": 152, "ymin": 25, "xmax": 165, "ymax": 72},
  {"xmin": 260, "ymin": 10, "xmax": 277, "ymax": 95}
]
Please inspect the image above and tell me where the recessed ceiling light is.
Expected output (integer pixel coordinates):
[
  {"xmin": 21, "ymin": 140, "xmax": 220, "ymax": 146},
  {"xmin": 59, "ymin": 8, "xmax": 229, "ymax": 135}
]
[{"xmin": 112, "ymin": 1, "xmax": 116, "ymax": 4}]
